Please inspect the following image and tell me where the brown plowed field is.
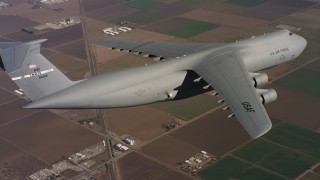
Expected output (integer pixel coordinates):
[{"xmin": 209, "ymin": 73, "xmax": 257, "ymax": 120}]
[
  {"xmin": 267, "ymin": 85, "xmax": 320, "ymax": 130},
  {"xmin": 0, "ymin": 88, "xmax": 18, "ymax": 105},
  {"xmin": 239, "ymin": 1, "xmax": 304, "ymax": 20},
  {"xmin": 82, "ymin": 0, "xmax": 121, "ymax": 12},
  {"xmin": 0, "ymin": 110, "xmax": 103, "ymax": 164},
  {"xmin": 66, "ymin": 66, "xmax": 90, "ymax": 80},
  {"xmin": 153, "ymin": 0, "xmax": 180, "ymax": 4},
  {"xmin": 53, "ymin": 39, "xmax": 88, "ymax": 60},
  {"xmin": 41, "ymin": 48, "xmax": 59, "ymax": 57},
  {"xmin": 0, "ymin": 154, "xmax": 48, "ymax": 179},
  {"xmin": 86, "ymin": 5, "xmax": 139, "ymax": 21},
  {"xmin": 0, "ymin": 138, "xmax": 26, "ymax": 165},
  {"xmin": 5, "ymin": 24, "xmax": 83, "ymax": 48},
  {"xmin": 0, "ymin": 99, "xmax": 41, "ymax": 126},
  {"xmin": 179, "ymin": 9, "xmax": 268, "ymax": 29},
  {"xmin": 106, "ymin": 106, "xmax": 175, "ymax": 141},
  {"xmin": 190, "ymin": 26, "xmax": 244, "ymax": 42},
  {"xmin": 170, "ymin": 110, "xmax": 250, "ymax": 156},
  {"xmin": 0, "ymin": 15, "xmax": 39, "ymax": 35},
  {"xmin": 306, "ymin": 59, "xmax": 320, "ymax": 71},
  {"xmin": 47, "ymin": 53, "xmax": 87, "ymax": 73},
  {"xmin": 117, "ymin": 152, "xmax": 192, "ymax": 180},
  {"xmin": 0, "ymin": 75, "xmax": 19, "ymax": 91},
  {"xmin": 141, "ymin": 135, "xmax": 201, "ymax": 166}
]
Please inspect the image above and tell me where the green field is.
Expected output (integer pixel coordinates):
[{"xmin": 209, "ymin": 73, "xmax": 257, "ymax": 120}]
[
  {"xmin": 200, "ymin": 122, "xmax": 320, "ymax": 179},
  {"xmin": 233, "ymin": 139, "xmax": 279, "ymax": 163},
  {"xmin": 259, "ymin": 148, "xmax": 317, "ymax": 178},
  {"xmin": 166, "ymin": 21, "xmax": 220, "ymax": 38},
  {"xmin": 263, "ymin": 123, "xmax": 320, "ymax": 159},
  {"xmin": 198, "ymin": 156, "xmax": 284, "ymax": 180},
  {"xmin": 151, "ymin": 94, "xmax": 219, "ymax": 120},
  {"xmin": 110, "ymin": 11, "xmax": 168, "ymax": 25},
  {"xmin": 275, "ymin": 68, "xmax": 320, "ymax": 97},
  {"xmin": 233, "ymin": 138, "xmax": 317, "ymax": 178},
  {"xmin": 126, "ymin": 0, "xmax": 155, "ymax": 10},
  {"xmin": 226, "ymin": 0, "xmax": 270, "ymax": 7}
]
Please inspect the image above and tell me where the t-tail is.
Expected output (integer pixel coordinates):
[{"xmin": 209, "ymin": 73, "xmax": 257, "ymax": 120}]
[{"xmin": 0, "ymin": 39, "xmax": 77, "ymax": 101}]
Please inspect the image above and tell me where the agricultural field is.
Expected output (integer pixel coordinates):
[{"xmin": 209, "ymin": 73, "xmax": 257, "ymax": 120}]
[
  {"xmin": 263, "ymin": 123, "xmax": 320, "ymax": 159},
  {"xmin": 4, "ymin": 24, "xmax": 84, "ymax": 48},
  {"xmin": 179, "ymin": 9, "xmax": 268, "ymax": 29},
  {"xmin": 307, "ymin": 58, "xmax": 320, "ymax": 71},
  {"xmin": 53, "ymin": 39, "xmax": 87, "ymax": 60},
  {"xmin": 266, "ymin": 85, "xmax": 320, "ymax": 130},
  {"xmin": 151, "ymin": 94, "xmax": 220, "ymax": 120},
  {"xmin": 0, "ymin": 110, "xmax": 103, "ymax": 164},
  {"xmin": 141, "ymin": 135, "xmax": 201, "ymax": 166},
  {"xmin": 226, "ymin": 0, "xmax": 270, "ymax": 7},
  {"xmin": 198, "ymin": 156, "xmax": 284, "ymax": 180},
  {"xmin": 110, "ymin": 11, "xmax": 170, "ymax": 25},
  {"xmin": 106, "ymin": 105, "xmax": 175, "ymax": 141},
  {"xmin": 300, "ymin": 172, "xmax": 320, "ymax": 180},
  {"xmin": 170, "ymin": 109, "xmax": 250, "ymax": 156},
  {"xmin": 47, "ymin": 53, "xmax": 88, "ymax": 74},
  {"xmin": 117, "ymin": 152, "xmax": 191, "ymax": 180},
  {"xmin": 274, "ymin": 68, "xmax": 320, "ymax": 97},
  {"xmin": 142, "ymin": 17, "xmax": 198, "ymax": 34},
  {"xmin": 166, "ymin": 21, "xmax": 220, "ymax": 38},
  {"xmin": 0, "ymin": 0, "xmax": 80, "ymax": 24},
  {"xmin": 126, "ymin": 0, "xmax": 156, "ymax": 10},
  {"xmin": 199, "ymin": 122, "xmax": 320, "ymax": 179},
  {"xmin": 190, "ymin": 26, "xmax": 244, "ymax": 42}
]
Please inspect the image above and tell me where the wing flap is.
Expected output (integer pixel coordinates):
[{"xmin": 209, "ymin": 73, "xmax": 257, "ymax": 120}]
[{"xmin": 194, "ymin": 51, "xmax": 271, "ymax": 138}]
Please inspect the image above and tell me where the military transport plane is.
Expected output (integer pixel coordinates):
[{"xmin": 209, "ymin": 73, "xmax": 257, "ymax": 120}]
[{"xmin": 0, "ymin": 29, "xmax": 306, "ymax": 138}]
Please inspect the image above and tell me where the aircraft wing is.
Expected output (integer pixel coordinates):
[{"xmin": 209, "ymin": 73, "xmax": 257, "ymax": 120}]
[
  {"xmin": 193, "ymin": 50, "xmax": 272, "ymax": 138},
  {"xmin": 92, "ymin": 39, "xmax": 223, "ymax": 58}
]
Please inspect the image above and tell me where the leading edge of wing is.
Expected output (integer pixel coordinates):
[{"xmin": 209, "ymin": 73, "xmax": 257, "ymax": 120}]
[
  {"xmin": 193, "ymin": 50, "xmax": 272, "ymax": 138},
  {"xmin": 92, "ymin": 39, "xmax": 223, "ymax": 58}
]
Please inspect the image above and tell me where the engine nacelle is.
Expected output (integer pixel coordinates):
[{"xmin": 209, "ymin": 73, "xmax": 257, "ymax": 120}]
[
  {"xmin": 250, "ymin": 73, "xmax": 269, "ymax": 87},
  {"xmin": 257, "ymin": 89, "xmax": 277, "ymax": 104}
]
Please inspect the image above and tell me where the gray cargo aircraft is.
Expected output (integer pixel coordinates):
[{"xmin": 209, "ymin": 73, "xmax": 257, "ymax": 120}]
[{"xmin": 0, "ymin": 29, "xmax": 306, "ymax": 138}]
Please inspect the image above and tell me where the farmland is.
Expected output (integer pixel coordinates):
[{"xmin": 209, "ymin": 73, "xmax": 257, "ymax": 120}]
[
  {"xmin": 151, "ymin": 94, "xmax": 220, "ymax": 120},
  {"xmin": 226, "ymin": 0, "xmax": 270, "ymax": 7},
  {"xmin": 274, "ymin": 68, "xmax": 320, "ymax": 97},
  {"xmin": 199, "ymin": 123, "xmax": 320, "ymax": 179}
]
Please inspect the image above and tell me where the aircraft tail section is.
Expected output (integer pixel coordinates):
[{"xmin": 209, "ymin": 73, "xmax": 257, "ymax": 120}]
[{"xmin": 0, "ymin": 39, "xmax": 77, "ymax": 101}]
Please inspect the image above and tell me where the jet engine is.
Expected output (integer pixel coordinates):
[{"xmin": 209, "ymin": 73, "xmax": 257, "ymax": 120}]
[
  {"xmin": 256, "ymin": 89, "xmax": 277, "ymax": 104},
  {"xmin": 250, "ymin": 73, "xmax": 269, "ymax": 87}
]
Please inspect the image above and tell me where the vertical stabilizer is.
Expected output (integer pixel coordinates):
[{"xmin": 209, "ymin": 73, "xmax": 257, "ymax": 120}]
[{"xmin": 0, "ymin": 39, "xmax": 77, "ymax": 101}]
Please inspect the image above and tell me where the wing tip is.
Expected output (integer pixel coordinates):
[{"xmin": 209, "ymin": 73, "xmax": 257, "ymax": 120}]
[{"xmin": 249, "ymin": 123, "xmax": 272, "ymax": 139}]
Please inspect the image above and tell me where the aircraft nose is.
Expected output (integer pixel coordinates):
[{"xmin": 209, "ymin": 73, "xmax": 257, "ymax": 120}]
[
  {"xmin": 294, "ymin": 34, "xmax": 307, "ymax": 55},
  {"xmin": 298, "ymin": 36, "xmax": 307, "ymax": 52},
  {"xmin": 299, "ymin": 36, "xmax": 307, "ymax": 50}
]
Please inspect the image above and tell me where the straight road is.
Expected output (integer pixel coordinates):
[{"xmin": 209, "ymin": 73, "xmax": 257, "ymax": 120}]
[{"xmin": 78, "ymin": 0, "xmax": 117, "ymax": 179}]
